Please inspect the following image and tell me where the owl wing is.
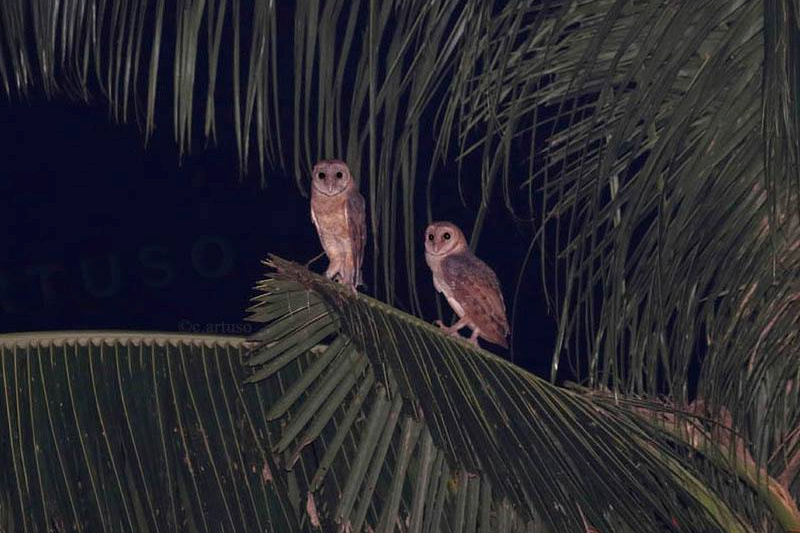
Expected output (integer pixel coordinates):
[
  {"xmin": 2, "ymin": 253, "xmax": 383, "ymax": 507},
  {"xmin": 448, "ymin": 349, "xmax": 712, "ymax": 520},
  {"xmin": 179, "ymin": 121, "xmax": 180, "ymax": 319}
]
[
  {"xmin": 442, "ymin": 253, "xmax": 510, "ymax": 347},
  {"xmin": 346, "ymin": 190, "xmax": 367, "ymax": 282}
]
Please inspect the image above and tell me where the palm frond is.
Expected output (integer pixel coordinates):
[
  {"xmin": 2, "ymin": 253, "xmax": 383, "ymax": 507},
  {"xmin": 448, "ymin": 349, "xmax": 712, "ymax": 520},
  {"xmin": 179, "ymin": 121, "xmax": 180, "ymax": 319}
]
[
  {"xmin": 0, "ymin": 0, "xmax": 282, "ymax": 170},
  {"xmin": 443, "ymin": 0, "xmax": 800, "ymax": 464},
  {"xmin": 242, "ymin": 256, "xmax": 795, "ymax": 532},
  {"xmin": 571, "ymin": 383, "xmax": 800, "ymax": 533},
  {"xmin": 3, "ymin": 1, "xmax": 799, "ymax": 471},
  {"xmin": 0, "ymin": 332, "xmax": 297, "ymax": 531}
]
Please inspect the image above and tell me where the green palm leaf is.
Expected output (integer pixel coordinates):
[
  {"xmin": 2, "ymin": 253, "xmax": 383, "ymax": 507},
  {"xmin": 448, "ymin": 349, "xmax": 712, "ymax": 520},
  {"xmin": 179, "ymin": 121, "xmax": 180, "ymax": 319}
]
[
  {"xmin": 3, "ymin": 1, "xmax": 799, "ymax": 526},
  {"xmin": 0, "ymin": 332, "xmax": 297, "ymax": 532},
  {"xmin": 6, "ymin": 2, "xmax": 795, "ymax": 391},
  {"xmin": 440, "ymin": 0, "xmax": 799, "ymax": 380},
  {"xmin": 0, "ymin": 0, "xmax": 283, "ymax": 169},
  {"xmin": 461, "ymin": 0, "xmax": 800, "ymax": 479},
  {"xmin": 427, "ymin": 0, "xmax": 799, "ymax": 480},
  {"xmin": 571, "ymin": 383, "xmax": 800, "ymax": 533},
  {"xmin": 243, "ymin": 256, "xmax": 789, "ymax": 532},
  {"xmin": 3, "ymin": 0, "xmax": 797, "ymax": 332}
]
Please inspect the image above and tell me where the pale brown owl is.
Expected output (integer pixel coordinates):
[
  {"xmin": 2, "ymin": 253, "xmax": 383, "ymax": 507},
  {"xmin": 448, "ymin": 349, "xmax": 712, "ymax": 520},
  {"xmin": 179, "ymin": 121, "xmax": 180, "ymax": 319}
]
[
  {"xmin": 310, "ymin": 159, "xmax": 366, "ymax": 289},
  {"xmin": 424, "ymin": 221, "xmax": 510, "ymax": 348}
]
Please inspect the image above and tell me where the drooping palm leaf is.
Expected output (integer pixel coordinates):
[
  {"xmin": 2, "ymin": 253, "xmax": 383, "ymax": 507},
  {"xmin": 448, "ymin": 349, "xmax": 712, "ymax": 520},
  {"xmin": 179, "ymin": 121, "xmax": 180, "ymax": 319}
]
[
  {"xmin": 0, "ymin": 0, "xmax": 283, "ymax": 169},
  {"xmin": 449, "ymin": 0, "xmax": 799, "ymax": 374},
  {"xmin": 0, "ymin": 332, "xmax": 297, "ymax": 532},
  {"xmin": 3, "ymin": 0, "xmax": 799, "ymax": 507},
  {"xmin": 242, "ymin": 256, "xmax": 799, "ymax": 533},
  {"xmin": 569, "ymin": 383, "xmax": 800, "ymax": 533},
  {"xmin": 442, "ymin": 0, "xmax": 800, "ymax": 471}
]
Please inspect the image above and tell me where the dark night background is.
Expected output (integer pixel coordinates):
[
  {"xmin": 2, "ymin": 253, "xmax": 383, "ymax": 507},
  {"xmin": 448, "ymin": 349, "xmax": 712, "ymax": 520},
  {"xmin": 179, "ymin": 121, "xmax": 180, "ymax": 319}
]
[{"xmin": 0, "ymin": 7, "xmax": 558, "ymax": 380}]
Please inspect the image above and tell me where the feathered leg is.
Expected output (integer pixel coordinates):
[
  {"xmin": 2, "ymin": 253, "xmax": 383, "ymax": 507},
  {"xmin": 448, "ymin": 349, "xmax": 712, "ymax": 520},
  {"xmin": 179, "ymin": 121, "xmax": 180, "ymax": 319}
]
[
  {"xmin": 325, "ymin": 262, "xmax": 342, "ymax": 282},
  {"xmin": 325, "ymin": 249, "xmax": 343, "ymax": 281}
]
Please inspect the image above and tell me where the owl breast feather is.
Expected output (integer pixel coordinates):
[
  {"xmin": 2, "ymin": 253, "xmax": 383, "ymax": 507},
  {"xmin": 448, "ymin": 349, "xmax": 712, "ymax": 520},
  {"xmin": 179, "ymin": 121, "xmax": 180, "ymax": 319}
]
[{"xmin": 312, "ymin": 194, "xmax": 350, "ymax": 237}]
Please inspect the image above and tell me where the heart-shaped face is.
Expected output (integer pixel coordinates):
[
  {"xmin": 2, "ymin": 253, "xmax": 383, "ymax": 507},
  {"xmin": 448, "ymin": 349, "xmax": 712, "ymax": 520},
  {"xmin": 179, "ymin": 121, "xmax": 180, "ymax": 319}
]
[
  {"xmin": 424, "ymin": 221, "xmax": 467, "ymax": 256},
  {"xmin": 311, "ymin": 160, "xmax": 353, "ymax": 197}
]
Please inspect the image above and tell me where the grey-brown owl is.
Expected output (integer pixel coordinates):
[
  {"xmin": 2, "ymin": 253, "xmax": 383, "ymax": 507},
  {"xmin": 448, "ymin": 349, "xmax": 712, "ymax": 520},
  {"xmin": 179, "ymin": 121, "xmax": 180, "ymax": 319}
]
[
  {"xmin": 310, "ymin": 159, "xmax": 366, "ymax": 289},
  {"xmin": 424, "ymin": 221, "xmax": 510, "ymax": 348}
]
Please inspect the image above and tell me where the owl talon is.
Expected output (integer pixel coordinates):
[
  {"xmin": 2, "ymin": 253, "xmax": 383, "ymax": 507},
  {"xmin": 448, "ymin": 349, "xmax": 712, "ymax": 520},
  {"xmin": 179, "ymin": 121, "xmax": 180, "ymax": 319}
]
[
  {"xmin": 467, "ymin": 327, "xmax": 483, "ymax": 347},
  {"xmin": 434, "ymin": 321, "xmax": 465, "ymax": 340},
  {"xmin": 438, "ymin": 318, "xmax": 469, "ymax": 337}
]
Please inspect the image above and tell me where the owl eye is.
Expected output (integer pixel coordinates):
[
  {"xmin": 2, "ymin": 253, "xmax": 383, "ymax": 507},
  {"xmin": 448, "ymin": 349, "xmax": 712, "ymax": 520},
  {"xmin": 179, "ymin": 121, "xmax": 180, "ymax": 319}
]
[
  {"xmin": 443, "ymin": 232, "xmax": 451, "ymax": 240},
  {"xmin": 335, "ymin": 171, "xmax": 343, "ymax": 179},
  {"xmin": 427, "ymin": 234, "xmax": 434, "ymax": 241},
  {"xmin": 317, "ymin": 172, "xmax": 326, "ymax": 179}
]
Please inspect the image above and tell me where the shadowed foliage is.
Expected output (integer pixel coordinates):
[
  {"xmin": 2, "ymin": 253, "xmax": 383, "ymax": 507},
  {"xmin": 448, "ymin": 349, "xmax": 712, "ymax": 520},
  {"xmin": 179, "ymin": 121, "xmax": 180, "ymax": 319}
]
[
  {"xmin": 2, "ymin": 0, "xmax": 800, "ymax": 531},
  {"xmin": 0, "ymin": 332, "xmax": 298, "ymax": 532},
  {"xmin": 1, "ymin": 0, "xmax": 797, "ymax": 393},
  {"xmin": 242, "ymin": 256, "xmax": 800, "ymax": 533}
]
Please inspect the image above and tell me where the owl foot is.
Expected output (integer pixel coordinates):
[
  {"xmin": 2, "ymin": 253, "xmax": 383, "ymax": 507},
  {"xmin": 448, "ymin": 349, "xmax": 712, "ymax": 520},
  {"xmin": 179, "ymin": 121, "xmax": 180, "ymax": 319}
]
[
  {"xmin": 434, "ymin": 320, "xmax": 456, "ymax": 334},
  {"xmin": 434, "ymin": 319, "xmax": 468, "ymax": 338},
  {"xmin": 468, "ymin": 329, "xmax": 481, "ymax": 347},
  {"xmin": 325, "ymin": 262, "xmax": 343, "ymax": 282},
  {"xmin": 329, "ymin": 272, "xmax": 361, "ymax": 294}
]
